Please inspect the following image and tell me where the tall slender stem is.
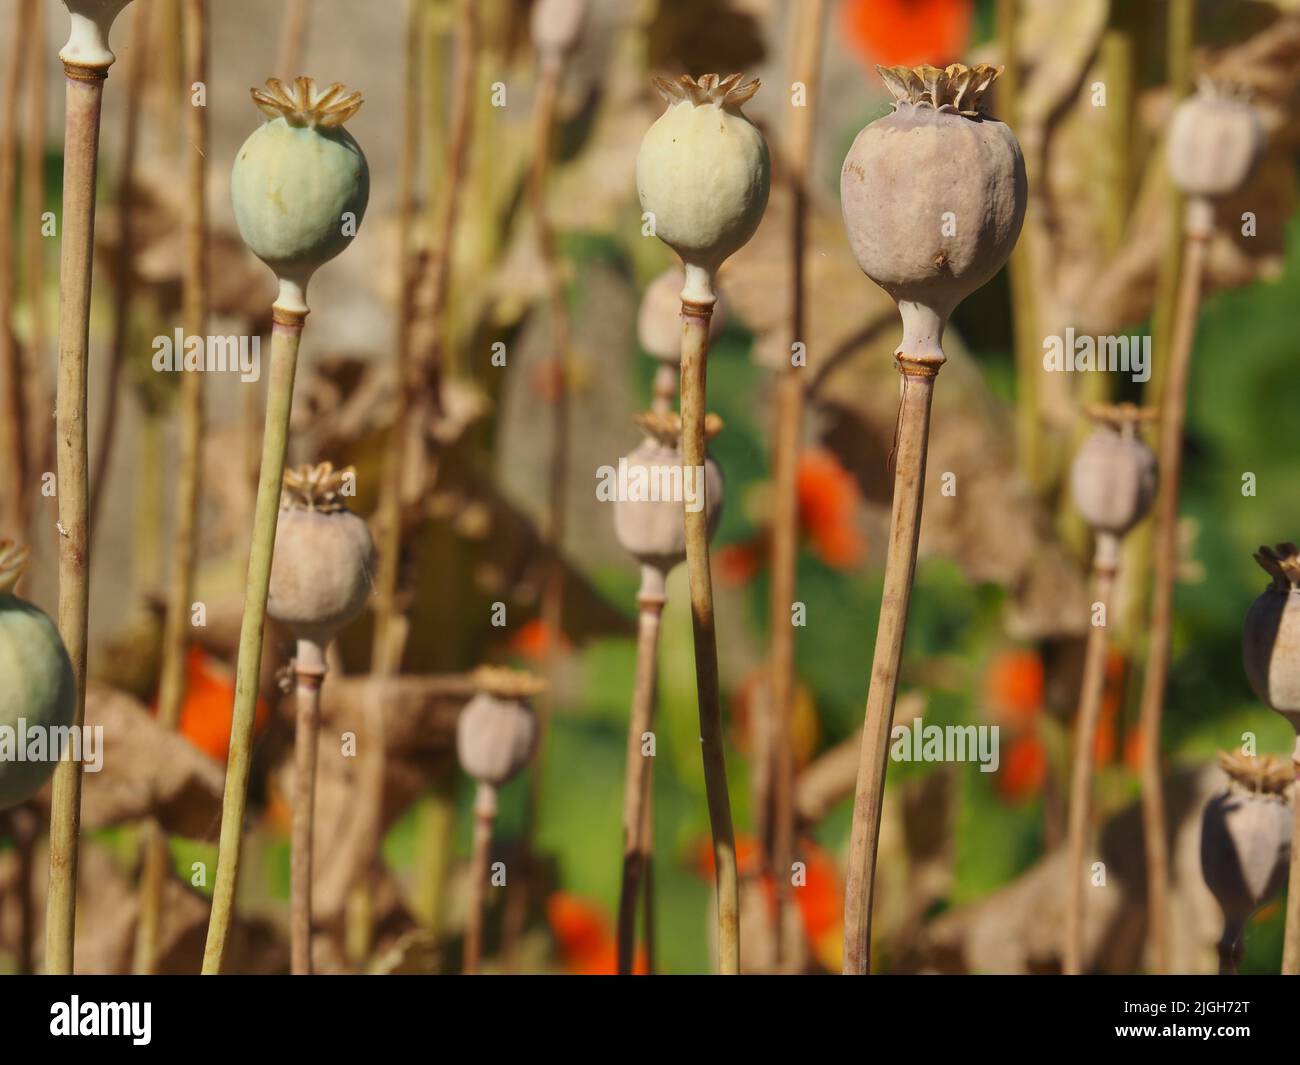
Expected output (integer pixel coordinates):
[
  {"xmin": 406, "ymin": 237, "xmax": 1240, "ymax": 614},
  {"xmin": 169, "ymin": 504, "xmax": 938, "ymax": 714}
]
[
  {"xmin": 20, "ymin": 0, "xmax": 49, "ymax": 508},
  {"xmin": 768, "ymin": 0, "xmax": 825, "ymax": 972},
  {"xmin": 842, "ymin": 352, "xmax": 942, "ymax": 975},
  {"xmin": 202, "ymin": 300, "xmax": 306, "ymax": 974},
  {"xmin": 462, "ymin": 782, "xmax": 497, "ymax": 975},
  {"xmin": 135, "ymin": 0, "xmax": 206, "ymax": 976},
  {"xmin": 274, "ymin": 0, "xmax": 309, "ymax": 80},
  {"xmin": 46, "ymin": 45, "xmax": 114, "ymax": 976},
  {"xmin": 1063, "ymin": 532, "xmax": 1119, "ymax": 974},
  {"xmin": 1137, "ymin": 205, "xmax": 1208, "ymax": 975},
  {"xmin": 617, "ymin": 565, "xmax": 664, "ymax": 974},
  {"xmin": 1282, "ymin": 734, "xmax": 1300, "ymax": 974},
  {"xmin": 680, "ymin": 278, "xmax": 739, "ymax": 974},
  {"xmin": 291, "ymin": 637, "xmax": 325, "ymax": 975}
]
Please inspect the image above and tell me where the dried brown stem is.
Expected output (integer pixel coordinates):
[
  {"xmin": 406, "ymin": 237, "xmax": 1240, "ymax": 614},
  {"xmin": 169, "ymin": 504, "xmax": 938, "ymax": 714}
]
[
  {"xmin": 1137, "ymin": 211, "xmax": 1208, "ymax": 975},
  {"xmin": 462, "ymin": 782, "xmax": 497, "ymax": 975},
  {"xmin": 20, "ymin": 0, "xmax": 49, "ymax": 508},
  {"xmin": 680, "ymin": 288, "xmax": 739, "ymax": 974},
  {"xmin": 1063, "ymin": 532, "xmax": 1119, "ymax": 974},
  {"xmin": 1283, "ymin": 736, "xmax": 1300, "ymax": 974},
  {"xmin": 291, "ymin": 638, "xmax": 326, "ymax": 975},
  {"xmin": 617, "ymin": 566, "xmax": 664, "ymax": 975},
  {"xmin": 274, "ymin": 0, "xmax": 309, "ymax": 81},
  {"xmin": 842, "ymin": 353, "xmax": 941, "ymax": 975}
]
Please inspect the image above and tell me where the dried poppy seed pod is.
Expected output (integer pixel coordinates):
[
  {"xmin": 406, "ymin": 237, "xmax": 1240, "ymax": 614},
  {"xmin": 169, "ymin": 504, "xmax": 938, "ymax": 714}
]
[
  {"xmin": 60, "ymin": 0, "xmax": 133, "ymax": 70},
  {"xmin": 1243, "ymin": 544, "xmax": 1300, "ymax": 737},
  {"xmin": 268, "ymin": 462, "xmax": 375, "ymax": 646},
  {"xmin": 840, "ymin": 64, "xmax": 1027, "ymax": 361},
  {"xmin": 1201, "ymin": 750, "xmax": 1293, "ymax": 969},
  {"xmin": 1167, "ymin": 81, "xmax": 1264, "ymax": 204},
  {"xmin": 1069, "ymin": 404, "xmax": 1158, "ymax": 539},
  {"xmin": 531, "ymin": 0, "xmax": 586, "ymax": 65},
  {"xmin": 636, "ymin": 74, "xmax": 769, "ymax": 300},
  {"xmin": 232, "ymin": 77, "xmax": 369, "ymax": 312},
  {"xmin": 638, "ymin": 268, "xmax": 727, "ymax": 364},
  {"xmin": 0, "ymin": 542, "xmax": 76, "ymax": 809},
  {"xmin": 613, "ymin": 411, "xmax": 725, "ymax": 578},
  {"xmin": 457, "ymin": 668, "xmax": 543, "ymax": 788}
]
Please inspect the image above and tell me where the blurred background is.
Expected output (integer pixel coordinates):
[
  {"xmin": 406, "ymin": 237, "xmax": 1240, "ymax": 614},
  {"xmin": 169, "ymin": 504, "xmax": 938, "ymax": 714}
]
[{"xmin": 0, "ymin": 0, "xmax": 1298, "ymax": 974}]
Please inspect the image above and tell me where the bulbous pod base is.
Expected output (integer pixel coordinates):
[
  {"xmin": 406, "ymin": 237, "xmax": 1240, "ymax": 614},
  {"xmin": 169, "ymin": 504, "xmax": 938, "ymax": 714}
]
[
  {"xmin": 840, "ymin": 100, "xmax": 1026, "ymax": 349},
  {"xmin": 268, "ymin": 507, "xmax": 375, "ymax": 646},
  {"xmin": 1243, "ymin": 545, "xmax": 1300, "ymax": 731},
  {"xmin": 1201, "ymin": 786, "xmax": 1292, "ymax": 922},
  {"xmin": 1070, "ymin": 421, "xmax": 1158, "ymax": 538},
  {"xmin": 457, "ymin": 692, "xmax": 538, "ymax": 788},
  {"xmin": 0, "ymin": 596, "xmax": 76, "ymax": 809}
]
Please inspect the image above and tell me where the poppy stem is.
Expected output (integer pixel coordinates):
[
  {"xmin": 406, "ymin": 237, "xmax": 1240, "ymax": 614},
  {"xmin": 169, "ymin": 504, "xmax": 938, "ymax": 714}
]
[
  {"xmin": 680, "ymin": 273, "xmax": 740, "ymax": 974},
  {"xmin": 842, "ymin": 351, "xmax": 942, "ymax": 975},
  {"xmin": 291, "ymin": 638, "xmax": 326, "ymax": 975},
  {"xmin": 202, "ymin": 297, "xmax": 306, "ymax": 975},
  {"xmin": 463, "ymin": 782, "xmax": 497, "ymax": 975},
  {"xmin": 1137, "ymin": 200, "xmax": 1209, "ymax": 975},
  {"xmin": 1283, "ymin": 734, "xmax": 1300, "ymax": 974},
  {"xmin": 1063, "ymin": 531, "xmax": 1119, "ymax": 974},
  {"xmin": 617, "ymin": 565, "xmax": 665, "ymax": 974}
]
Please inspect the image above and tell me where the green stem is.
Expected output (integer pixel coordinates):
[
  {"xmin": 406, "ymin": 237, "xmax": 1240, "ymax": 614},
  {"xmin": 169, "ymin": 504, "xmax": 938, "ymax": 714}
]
[{"xmin": 291, "ymin": 637, "xmax": 325, "ymax": 975}]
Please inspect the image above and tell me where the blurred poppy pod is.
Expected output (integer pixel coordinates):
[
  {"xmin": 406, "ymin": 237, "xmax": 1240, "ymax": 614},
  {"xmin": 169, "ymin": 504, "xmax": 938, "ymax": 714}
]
[
  {"xmin": 840, "ymin": 64, "xmax": 1026, "ymax": 359},
  {"xmin": 530, "ymin": 0, "xmax": 586, "ymax": 64},
  {"xmin": 1069, "ymin": 404, "xmax": 1158, "ymax": 538},
  {"xmin": 1201, "ymin": 751, "xmax": 1293, "ymax": 971},
  {"xmin": 0, "ymin": 542, "xmax": 76, "ymax": 809},
  {"xmin": 1167, "ymin": 81, "xmax": 1264, "ymax": 202},
  {"xmin": 612, "ymin": 411, "xmax": 724, "ymax": 576},
  {"xmin": 637, "ymin": 268, "xmax": 727, "ymax": 364},
  {"xmin": 232, "ymin": 77, "xmax": 369, "ymax": 297},
  {"xmin": 268, "ymin": 462, "xmax": 375, "ymax": 646},
  {"xmin": 456, "ymin": 667, "xmax": 543, "ymax": 788},
  {"xmin": 1243, "ymin": 544, "xmax": 1300, "ymax": 736},
  {"xmin": 636, "ymin": 74, "xmax": 770, "ymax": 289}
]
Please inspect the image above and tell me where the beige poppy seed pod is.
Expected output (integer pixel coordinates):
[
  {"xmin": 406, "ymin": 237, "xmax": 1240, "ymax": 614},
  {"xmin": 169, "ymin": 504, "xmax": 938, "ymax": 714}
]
[
  {"xmin": 840, "ymin": 64, "xmax": 1026, "ymax": 361},
  {"xmin": 1069, "ymin": 404, "xmax": 1158, "ymax": 539},
  {"xmin": 456, "ymin": 668, "xmax": 543, "ymax": 788},
  {"xmin": 1201, "ymin": 751, "xmax": 1293, "ymax": 970},
  {"xmin": 268, "ymin": 462, "xmax": 375, "ymax": 646},
  {"xmin": 638, "ymin": 268, "xmax": 727, "ymax": 364},
  {"xmin": 530, "ymin": 0, "xmax": 586, "ymax": 65},
  {"xmin": 1243, "ymin": 544, "xmax": 1300, "ymax": 737},
  {"xmin": 1167, "ymin": 80, "xmax": 1264, "ymax": 203},
  {"xmin": 636, "ymin": 74, "xmax": 770, "ymax": 301},
  {"xmin": 612, "ymin": 411, "xmax": 725, "ymax": 577}
]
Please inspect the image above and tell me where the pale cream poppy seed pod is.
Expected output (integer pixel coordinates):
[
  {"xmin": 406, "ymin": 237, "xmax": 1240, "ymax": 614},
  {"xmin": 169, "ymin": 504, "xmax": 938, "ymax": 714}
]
[
  {"xmin": 1201, "ymin": 751, "xmax": 1293, "ymax": 925},
  {"xmin": 612, "ymin": 412, "xmax": 725, "ymax": 574},
  {"xmin": 636, "ymin": 74, "xmax": 770, "ymax": 297},
  {"xmin": 1069, "ymin": 404, "xmax": 1158, "ymax": 538},
  {"xmin": 1167, "ymin": 81, "xmax": 1264, "ymax": 201},
  {"xmin": 1243, "ymin": 544, "xmax": 1300, "ymax": 735},
  {"xmin": 268, "ymin": 463, "xmax": 375, "ymax": 646},
  {"xmin": 840, "ymin": 64, "xmax": 1027, "ymax": 359},
  {"xmin": 637, "ymin": 268, "xmax": 727, "ymax": 363},
  {"xmin": 457, "ymin": 668, "xmax": 543, "ymax": 787}
]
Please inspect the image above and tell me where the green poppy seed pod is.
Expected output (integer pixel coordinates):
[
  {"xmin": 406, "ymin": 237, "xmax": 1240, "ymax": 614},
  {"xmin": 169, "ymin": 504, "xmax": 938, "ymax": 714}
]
[
  {"xmin": 0, "ymin": 542, "xmax": 76, "ymax": 809},
  {"xmin": 637, "ymin": 268, "xmax": 727, "ymax": 364},
  {"xmin": 613, "ymin": 412, "xmax": 725, "ymax": 575},
  {"xmin": 1167, "ymin": 81, "xmax": 1264, "ymax": 201},
  {"xmin": 636, "ymin": 74, "xmax": 769, "ymax": 300},
  {"xmin": 1069, "ymin": 404, "xmax": 1158, "ymax": 538},
  {"xmin": 531, "ymin": 0, "xmax": 586, "ymax": 65},
  {"xmin": 1200, "ymin": 751, "xmax": 1293, "ymax": 926},
  {"xmin": 841, "ymin": 64, "xmax": 1027, "ymax": 360},
  {"xmin": 268, "ymin": 462, "xmax": 375, "ymax": 646},
  {"xmin": 1243, "ymin": 544, "xmax": 1300, "ymax": 736},
  {"xmin": 232, "ymin": 77, "xmax": 369, "ymax": 312},
  {"xmin": 456, "ymin": 669, "xmax": 543, "ymax": 787},
  {"xmin": 60, "ymin": 0, "xmax": 134, "ymax": 71}
]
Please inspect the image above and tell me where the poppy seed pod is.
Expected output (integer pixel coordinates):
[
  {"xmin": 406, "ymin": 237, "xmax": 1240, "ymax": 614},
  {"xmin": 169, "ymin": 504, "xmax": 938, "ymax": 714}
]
[
  {"xmin": 530, "ymin": 0, "xmax": 586, "ymax": 63},
  {"xmin": 60, "ymin": 0, "xmax": 133, "ymax": 70},
  {"xmin": 637, "ymin": 268, "xmax": 727, "ymax": 364},
  {"xmin": 1167, "ymin": 81, "xmax": 1264, "ymax": 201},
  {"xmin": 457, "ymin": 668, "xmax": 543, "ymax": 788},
  {"xmin": 231, "ymin": 77, "xmax": 369, "ymax": 303},
  {"xmin": 268, "ymin": 462, "xmax": 375, "ymax": 646},
  {"xmin": 0, "ymin": 542, "xmax": 76, "ymax": 809},
  {"xmin": 1069, "ymin": 404, "xmax": 1158, "ymax": 538},
  {"xmin": 613, "ymin": 411, "xmax": 725, "ymax": 575},
  {"xmin": 1243, "ymin": 544, "xmax": 1300, "ymax": 735},
  {"xmin": 1201, "ymin": 751, "xmax": 1293, "ymax": 927},
  {"xmin": 840, "ymin": 64, "xmax": 1027, "ymax": 359},
  {"xmin": 636, "ymin": 74, "xmax": 770, "ymax": 295}
]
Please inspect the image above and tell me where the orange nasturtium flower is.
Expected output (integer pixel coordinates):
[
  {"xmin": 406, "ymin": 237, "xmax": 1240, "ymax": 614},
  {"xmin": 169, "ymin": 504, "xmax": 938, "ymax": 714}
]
[
  {"xmin": 840, "ymin": 0, "xmax": 974, "ymax": 70},
  {"xmin": 984, "ymin": 648, "xmax": 1045, "ymax": 727},
  {"xmin": 546, "ymin": 892, "xmax": 647, "ymax": 975},
  {"xmin": 797, "ymin": 449, "xmax": 866, "ymax": 569},
  {"xmin": 998, "ymin": 733, "xmax": 1047, "ymax": 803},
  {"xmin": 173, "ymin": 646, "xmax": 269, "ymax": 762}
]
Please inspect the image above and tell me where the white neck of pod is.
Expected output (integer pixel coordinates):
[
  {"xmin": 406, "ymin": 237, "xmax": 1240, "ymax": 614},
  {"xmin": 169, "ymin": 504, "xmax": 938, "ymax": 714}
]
[
  {"xmin": 680, "ymin": 263, "xmax": 716, "ymax": 307},
  {"xmin": 896, "ymin": 300, "xmax": 947, "ymax": 365},
  {"xmin": 60, "ymin": 0, "xmax": 133, "ymax": 71},
  {"xmin": 274, "ymin": 274, "xmax": 311, "ymax": 317}
]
